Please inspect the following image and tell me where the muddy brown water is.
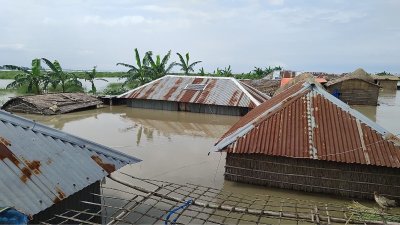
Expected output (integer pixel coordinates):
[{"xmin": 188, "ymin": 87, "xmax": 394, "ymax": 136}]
[{"xmin": 3, "ymin": 90, "xmax": 400, "ymax": 213}]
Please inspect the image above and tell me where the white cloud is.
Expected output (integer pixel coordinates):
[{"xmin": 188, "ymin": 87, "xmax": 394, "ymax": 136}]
[
  {"xmin": 0, "ymin": 44, "xmax": 25, "ymax": 50},
  {"xmin": 267, "ymin": 0, "xmax": 284, "ymax": 6},
  {"xmin": 83, "ymin": 15, "xmax": 150, "ymax": 26},
  {"xmin": 325, "ymin": 11, "xmax": 366, "ymax": 23}
]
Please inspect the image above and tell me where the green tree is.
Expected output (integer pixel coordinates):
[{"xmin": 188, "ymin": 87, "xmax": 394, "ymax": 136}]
[
  {"xmin": 117, "ymin": 48, "xmax": 153, "ymax": 87},
  {"xmin": 253, "ymin": 67, "xmax": 265, "ymax": 77},
  {"xmin": 41, "ymin": 58, "xmax": 77, "ymax": 93},
  {"xmin": 176, "ymin": 52, "xmax": 202, "ymax": 75},
  {"xmin": 198, "ymin": 67, "xmax": 206, "ymax": 76},
  {"xmin": 3, "ymin": 58, "xmax": 44, "ymax": 94},
  {"xmin": 214, "ymin": 65, "xmax": 233, "ymax": 77},
  {"xmin": 147, "ymin": 50, "xmax": 176, "ymax": 79},
  {"xmin": 84, "ymin": 66, "xmax": 108, "ymax": 94}
]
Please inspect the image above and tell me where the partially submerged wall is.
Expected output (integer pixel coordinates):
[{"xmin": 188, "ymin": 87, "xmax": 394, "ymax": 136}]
[
  {"xmin": 225, "ymin": 154, "xmax": 400, "ymax": 200},
  {"xmin": 127, "ymin": 99, "xmax": 249, "ymax": 116}
]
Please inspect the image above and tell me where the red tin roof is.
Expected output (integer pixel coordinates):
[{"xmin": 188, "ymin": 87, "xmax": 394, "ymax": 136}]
[
  {"xmin": 215, "ymin": 80, "xmax": 400, "ymax": 168},
  {"xmin": 118, "ymin": 75, "xmax": 269, "ymax": 108}
]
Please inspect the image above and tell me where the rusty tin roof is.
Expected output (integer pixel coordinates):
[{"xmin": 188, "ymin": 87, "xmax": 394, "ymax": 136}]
[
  {"xmin": 0, "ymin": 110, "xmax": 141, "ymax": 215},
  {"xmin": 215, "ymin": 80, "xmax": 400, "ymax": 168},
  {"xmin": 118, "ymin": 75, "xmax": 269, "ymax": 108}
]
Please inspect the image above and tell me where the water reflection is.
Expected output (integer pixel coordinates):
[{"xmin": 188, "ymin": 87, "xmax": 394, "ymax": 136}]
[{"xmin": 18, "ymin": 106, "xmax": 238, "ymax": 189}]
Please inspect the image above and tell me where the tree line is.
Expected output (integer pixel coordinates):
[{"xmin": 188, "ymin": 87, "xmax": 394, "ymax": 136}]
[{"xmin": 2, "ymin": 48, "xmax": 282, "ymax": 95}]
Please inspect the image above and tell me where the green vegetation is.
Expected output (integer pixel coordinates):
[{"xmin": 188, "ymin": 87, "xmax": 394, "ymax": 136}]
[
  {"xmin": 1, "ymin": 50, "xmax": 283, "ymax": 96},
  {"xmin": 235, "ymin": 66, "xmax": 282, "ymax": 79},
  {"xmin": 0, "ymin": 70, "xmax": 124, "ymax": 79},
  {"xmin": 103, "ymin": 82, "xmax": 133, "ymax": 95},
  {"xmin": 214, "ymin": 65, "xmax": 233, "ymax": 77},
  {"xmin": 4, "ymin": 59, "xmax": 45, "ymax": 94},
  {"xmin": 84, "ymin": 66, "xmax": 108, "ymax": 94},
  {"xmin": 117, "ymin": 48, "xmax": 154, "ymax": 87},
  {"xmin": 376, "ymin": 71, "xmax": 393, "ymax": 76},
  {"xmin": 0, "ymin": 71, "xmax": 20, "ymax": 79},
  {"xmin": 347, "ymin": 201, "xmax": 400, "ymax": 223},
  {"xmin": 117, "ymin": 48, "xmax": 177, "ymax": 89},
  {"xmin": 42, "ymin": 58, "xmax": 83, "ymax": 93},
  {"xmin": 147, "ymin": 50, "xmax": 176, "ymax": 79},
  {"xmin": 3, "ymin": 58, "xmax": 85, "ymax": 94},
  {"xmin": 176, "ymin": 52, "xmax": 202, "ymax": 75}
]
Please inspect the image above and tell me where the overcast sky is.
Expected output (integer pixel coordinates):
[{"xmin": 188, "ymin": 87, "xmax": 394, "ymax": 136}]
[{"xmin": 0, "ymin": 0, "xmax": 399, "ymax": 73}]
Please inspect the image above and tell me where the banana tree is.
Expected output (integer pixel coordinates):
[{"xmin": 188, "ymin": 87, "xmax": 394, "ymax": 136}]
[
  {"xmin": 176, "ymin": 52, "xmax": 202, "ymax": 75},
  {"xmin": 117, "ymin": 48, "xmax": 153, "ymax": 87},
  {"xmin": 41, "ymin": 58, "xmax": 73, "ymax": 93},
  {"xmin": 147, "ymin": 50, "xmax": 176, "ymax": 79},
  {"xmin": 84, "ymin": 66, "xmax": 108, "ymax": 94},
  {"xmin": 4, "ymin": 58, "xmax": 44, "ymax": 94}
]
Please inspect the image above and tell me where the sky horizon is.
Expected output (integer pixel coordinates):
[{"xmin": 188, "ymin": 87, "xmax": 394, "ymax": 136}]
[{"xmin": 1, "ymin": 0, "xmax": 399, "ymax": 74}]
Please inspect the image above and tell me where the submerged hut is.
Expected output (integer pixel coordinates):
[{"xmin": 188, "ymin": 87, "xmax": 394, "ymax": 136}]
[
  {"xmin": 0, "ymin": 110, "xmax": 141, "ymax": 223},
  {"xmin": 215, "ymin": 79, "xmax": 400, "ymax": 200},
  {"xmin": 371, "ymin": 75, "xmax": 400, "ymax": 91},
  {"xmin": 118, "ymin": 75, "xmax": 270, "ymax": 116},
  {"xmin": 325, "ymin": 68, "xmax": 380, "ymax": 105},
  {"xmin": 1, "ymin": 93, "xmax": 103, "ymax": 115}
]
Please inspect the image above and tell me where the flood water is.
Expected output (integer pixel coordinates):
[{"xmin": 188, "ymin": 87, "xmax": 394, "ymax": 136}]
[{"xmin": 1, "ymin": 90, "xmax": 400, "ymax": 210}]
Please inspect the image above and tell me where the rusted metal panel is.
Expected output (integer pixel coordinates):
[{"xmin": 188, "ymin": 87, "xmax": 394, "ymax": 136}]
[
  {"xmin": 217, "ymin": 82, "xmax": 306, "ymax": 142},
  {"xmin": 0, "ymin": 110, "xmax": 141, "ymax": 216},
  {"xmin": 119, "ymin": 75, "xmax": 268, "ymax": 108},
  {"xmin": 216, "ymin": 80, "xmax": 400, "ymax": 169}
]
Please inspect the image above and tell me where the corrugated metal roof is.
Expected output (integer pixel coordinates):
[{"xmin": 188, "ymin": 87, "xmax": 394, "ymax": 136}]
[
  {"xmin": 215, "ymin": 80, "xmax": 400, "ymax": 168},
  {"xmin": 0, "ymin": 110, "xmax": 141, "ymax": 216},
  {"xmin": 118, "ymin": 75, "xmax": 269, "ymax": 108}
]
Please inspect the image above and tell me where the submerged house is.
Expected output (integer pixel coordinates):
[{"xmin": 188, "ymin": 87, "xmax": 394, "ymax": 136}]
[
  {"xmin": 118, "ymin": 75, "xmax": 269, "ymax": 116},
  {"xmin": 325, "ymin": 68, "xmax": 380, "ymax": 105},
  {"xmin": 0, "ymin": 110, "xmax": 141, "ymax": 223},
  {"xmin": 371, "ymin": 75, "xmax": 400, "ymax": 91},
  {"xmin": 215, "ymin": 80, "xmax": 400, "ymax": 200},
  {"xmin": 2, "ymin": 93, "xmax": 103, "ymax": 115}
]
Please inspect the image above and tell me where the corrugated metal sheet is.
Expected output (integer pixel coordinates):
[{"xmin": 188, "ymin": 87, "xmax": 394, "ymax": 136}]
[
  {"xmin": 215, "ymin": 81, "xmax": 400, "ymax": 168},
  {"xmin": 0, "ymin": 110, "xmax": 141, "ymax": 216},
  {"xmin": 118, "ymin": 75, "xmax": 269, "ymax": 108}
]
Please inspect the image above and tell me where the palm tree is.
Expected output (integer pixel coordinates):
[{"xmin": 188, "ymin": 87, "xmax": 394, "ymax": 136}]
[
  {"xmin": 41, "ymin": 58, "xmax": 72, "ymax": 93},
  {"xmin": 147, "ymin": 50, "xmax": 176, "ymax": 79},
  {"xmin": 84, "ymin": 66, "xmax": 108, "ymax": 94},
  {"xmin": 3, "ymin": 58, "xmax": 44, "ymax": 94},
  {"xmin": 117, "ymin": 48, "xmax": 153, "ymax": 87},
  {"xmin": 176, "ymin": 52, "xmax": 202, "ymax": 75}
]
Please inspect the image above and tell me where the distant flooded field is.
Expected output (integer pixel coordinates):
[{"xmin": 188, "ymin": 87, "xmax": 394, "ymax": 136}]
[{"xmin": 2, "ymin": 90, "xmax": 399, "ymax": 208}]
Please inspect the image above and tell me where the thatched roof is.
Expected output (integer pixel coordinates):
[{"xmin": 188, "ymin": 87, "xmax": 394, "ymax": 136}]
[
  {"xmin": 1, "ymin": 93, "xmax": 103, "ymax": 115},
  {"xmin": 325, "ymin": 68, "xmax": 377, "ymax": 86},
  {"xmin": 371, "ymin": 75, "xmax": 400, "ymax": 81},
  {"xmin": 240, "ymin": 79, "xmax": 280, "ymax": 97}
]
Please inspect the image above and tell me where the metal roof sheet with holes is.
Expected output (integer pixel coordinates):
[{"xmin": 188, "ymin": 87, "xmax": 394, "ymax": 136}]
[
  {"xmin": 118, "ymin": 75, "xmax": 269, "ymax": 108},
  {"xmin": 0, "ymin": 110, "xmax": 141, "ymax": 216},
  {"xmin": 215, "ymin": 80, "xmax": 400, "ymax": 168}
]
